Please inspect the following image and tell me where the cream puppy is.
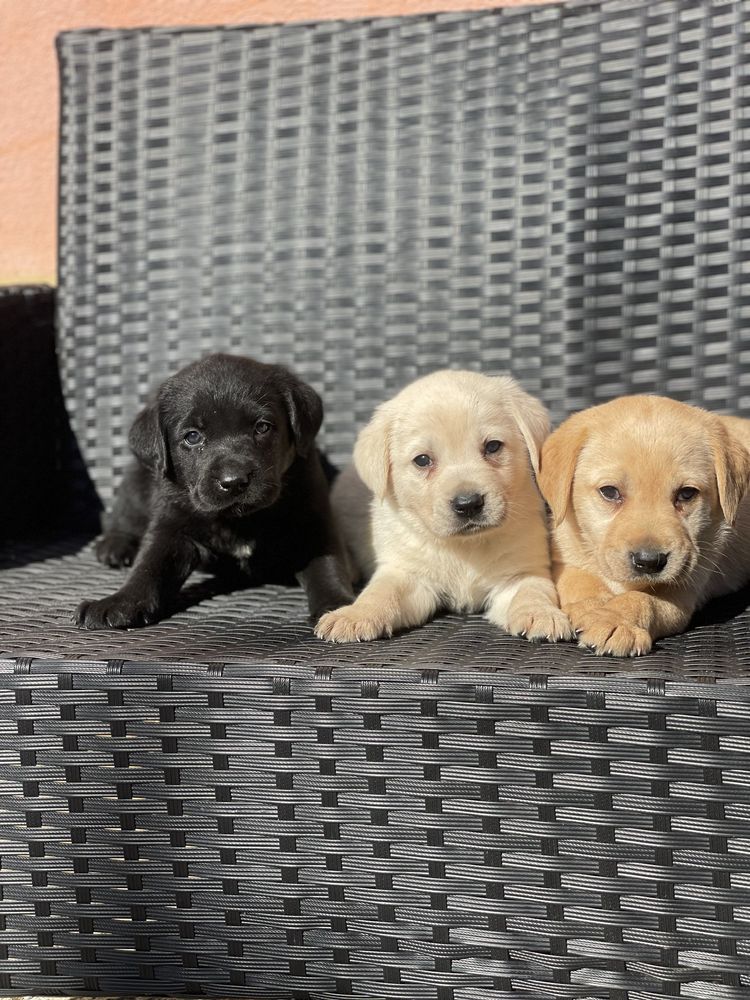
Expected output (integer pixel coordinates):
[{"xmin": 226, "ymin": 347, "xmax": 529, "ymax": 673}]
[
  {"xmin": 315, "ymin": 370, "xmax": 572, "ymax": 643},
  {"xmin": 537, "ymin": 395, "xmax": 750, "ymax": 656}
]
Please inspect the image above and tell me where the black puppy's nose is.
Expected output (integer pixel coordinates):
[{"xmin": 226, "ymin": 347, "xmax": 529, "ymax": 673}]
[
  {"xmin": 451, "ymin": 492, "xmax": 485, "ymax": 518},
  {"xmin": 630, "ymin": 549, "xmax": 669, "ymax": 574},
  {"xmin": 217, "ymin": 472, "xmax": 251, "ymax": 494}
]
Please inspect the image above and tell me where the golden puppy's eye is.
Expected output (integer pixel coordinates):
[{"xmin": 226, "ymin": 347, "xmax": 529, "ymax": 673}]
[
  {"xmin": 413, "ymin": 454, "xmax": 433, "ymax": 468},
  {"xmin": 599, "ymin": 485, "xmax": 622, "ymax": 502},
  {"xmin": 255, "ymin": 420, "xmax": 272, "ymax": 436},
  {"xmin": 484, "ymin": 440, "xmax": 503, "ymax": 455},
  {"xmin": 675, "ymin": 486, "xmax": 699, "ymax": 504}
]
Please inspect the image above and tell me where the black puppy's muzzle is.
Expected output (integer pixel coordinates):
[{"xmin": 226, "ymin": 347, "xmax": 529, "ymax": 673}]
[
  {"xmin": 198, "ymin": 458, "xmax": 280, "ymax": 513},
  {"xmin": 212, "ymin": 458, "xmax": 260, "ymax": 498},
  {"xmin": 217, "ymin": 469, "xmax": 252, "ymax": 496}
]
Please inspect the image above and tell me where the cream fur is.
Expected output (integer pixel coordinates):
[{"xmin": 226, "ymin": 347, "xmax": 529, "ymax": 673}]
[{"xmin": 315, "ymin": 370, "xmax": 572, "ymax": 644}]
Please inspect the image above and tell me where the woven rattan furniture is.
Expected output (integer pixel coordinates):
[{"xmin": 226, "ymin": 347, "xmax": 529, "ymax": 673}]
[{"xmin": 3, "ymin": 0, "xmax": 750, "ymax": 996}]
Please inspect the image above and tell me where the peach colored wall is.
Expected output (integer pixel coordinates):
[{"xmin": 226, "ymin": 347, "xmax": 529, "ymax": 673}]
[{"xmin": 0, "ymin": 0, "xmax": 552, "ymax": 286}]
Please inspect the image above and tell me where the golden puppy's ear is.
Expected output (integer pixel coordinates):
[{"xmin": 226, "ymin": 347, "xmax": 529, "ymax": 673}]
[
  {"xmin": 712, "ymin": 422, "xmax": 750, "ymax": 526},
  {"xmin": 353, "ymin": 402, "xmax": 392, "ymax": 499},
  {"xmin": 537, "ymin": 416, "xmax": 588, "ymax": 527},
  {"xmin": 501, "ymin": 380, "xmax": 551, "ymax": 475}
]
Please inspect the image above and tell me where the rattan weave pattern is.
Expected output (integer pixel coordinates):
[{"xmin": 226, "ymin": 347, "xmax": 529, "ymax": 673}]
[
  {"xmin": 0, "ymin": 536, "xmax": 749, "ymax": 678},
  {"xmin": 17, "ymin": 0, "xmax": 750, "ymax": 995},
  {"xmin": 3, "ymin": 538, "xmax": 750, "ymax": 997},
  {"xmin": 5, "ymin": 655, "xmax": 750, "ymax": 998},
  {"xmin": 57, "ymin": 0, "xmax": 750, "ymax": 506},
  {"xmin": 4, "ymin": 648, "xmax": 750, "ymax": 998}
]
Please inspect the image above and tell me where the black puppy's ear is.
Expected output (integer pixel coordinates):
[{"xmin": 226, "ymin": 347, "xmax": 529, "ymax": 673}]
[
  {"xmin": 129, "ymin": 402, "xmax": 172, "ymax": 478},
  {"xmin": 283, "ymin": 378, "xmax": 323, "ymax": 457}
]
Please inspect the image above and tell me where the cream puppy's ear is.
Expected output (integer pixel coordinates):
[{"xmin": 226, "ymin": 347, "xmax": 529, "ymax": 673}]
[
  {"xmin": 353, "ymin": 401, "xmax": 393, "ymax": 499},
  {"xmin": 537, "ymin": 413, "xmax": 589, "ymax": 527},
  {"xmin": 496, "ymin": 377, "xmax": 550, "ymax": 475},
  {"xmin": 711, "ymin": 422, "xmax": 750, "ymax": 526}
]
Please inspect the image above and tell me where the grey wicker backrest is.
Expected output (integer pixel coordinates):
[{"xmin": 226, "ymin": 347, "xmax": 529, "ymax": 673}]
[{"xmin": 57, "ymin": 0, "xmax": 750, "ymax": 506}]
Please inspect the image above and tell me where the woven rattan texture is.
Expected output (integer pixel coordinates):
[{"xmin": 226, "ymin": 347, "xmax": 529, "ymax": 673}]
[
  {"xmin": 34, "ymin": 0, "xmax": 750, "ymax": 995},
  {"xmin": 2, "ymin": 536, "xmax": 750, "ymax": 679},
  {"xmin": 1, "ymin": 653, "xmax": 750, "ymax": 999},
  {"xmin": 57, "ymin": 0, "xmax": 750, "ymax": 506}
]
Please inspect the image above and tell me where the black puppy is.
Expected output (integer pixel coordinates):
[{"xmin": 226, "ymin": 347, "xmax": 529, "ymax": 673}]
[{"xmin": 76, "ymin": 353, "xmax": 354, "ymax": 629}]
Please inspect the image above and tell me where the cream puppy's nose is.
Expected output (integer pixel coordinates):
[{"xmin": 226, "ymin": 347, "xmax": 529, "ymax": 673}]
[{"xmin": 451, "ymin": 493, "xmax": 485, "ymax": 518}]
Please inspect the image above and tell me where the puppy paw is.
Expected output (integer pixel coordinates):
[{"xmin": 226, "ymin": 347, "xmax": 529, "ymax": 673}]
[
  {"xmin": 566, "ymin": 596, "xmax": 611, "ymax": 626},
  {"xmin": 75, "ymin": 592, "xmax": 162, "ymax": 630},
  {"xmin": 506, "ymin": 605, "xmax": 575, "ymax": 643},
  {"xmin": 95, "ymin": 533, "xmax": 140, "ymax": 568},
  {"xmin": 315, "ymin": 605, "xmax": 394, "ymax": 643},
  {"xmin": 575, "ymin": 608, "xmax": 652, "ymax": 657}
]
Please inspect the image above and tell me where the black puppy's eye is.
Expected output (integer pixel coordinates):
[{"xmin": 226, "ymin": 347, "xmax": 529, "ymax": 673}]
[
  {"xmin": 255, "ymin": 420, "xmax": 272, "ymax": 436},
  {"xmin": 184, "ymin": 430, "xmax": 204, "ymax": 446},
  {"xmin": 599, "ymin": 485, "xmax": 622, "ymax": 502},
  {"xmin": 675, "ymin": 486, "xmax": 699, "ymax": 504},
  {"xmin": 484, "ymin": 440, "xmax": 503, "ymax": 455},
  {"xmin": 413, "ymin": 454, "xmax": 432, "ymax": 468}
]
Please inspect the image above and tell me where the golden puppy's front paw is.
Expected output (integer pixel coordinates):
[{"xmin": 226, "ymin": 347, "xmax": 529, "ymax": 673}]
[
  {"xmin": 506, "ymin": 605, "xmax": 575, "ymax": 643},
  {"xmin": 575, "ymin": 607, "xmax": 652, "ymax": 657},
  {"xmin": 566, "ymin": 596, "xmax": 611, "ymax": 627},
  {"xmin": 314, "ymin": 604, "xmax": 394, "ymax": 643}
]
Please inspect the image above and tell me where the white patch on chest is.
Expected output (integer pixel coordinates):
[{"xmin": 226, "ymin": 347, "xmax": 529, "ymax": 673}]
[{"xmin": 234, "ymin": 542, "xmax": 256, "ymax": 559}]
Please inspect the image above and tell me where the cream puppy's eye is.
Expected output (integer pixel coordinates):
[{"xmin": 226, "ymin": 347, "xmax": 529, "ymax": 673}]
[
  {"xmin": 675, "ymin": 486, "xmax": 699, "ymax": 504},
  {"xmin": 413, "ymin": 454, "xmax": 432, "ymax": 468},
  {"xmin": 599, "ymin": 485, "xmax": 622, "ymax": 502},
  {"xmin": 484, "ymin": 440, "xmax": 503, "ymax": 455},
  {"xmin": 184, "ymin": 430, "xmax": 204, "ymax": 446}
]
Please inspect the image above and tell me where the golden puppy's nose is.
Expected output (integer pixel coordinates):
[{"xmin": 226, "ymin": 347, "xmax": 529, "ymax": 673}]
[
  {"xmin": 451, "ymin": 493, "xmax": 485, "ymax": 518},
  {"xmin": 630, "ymin": 549, "xmax": 669, "ymax": 574}
]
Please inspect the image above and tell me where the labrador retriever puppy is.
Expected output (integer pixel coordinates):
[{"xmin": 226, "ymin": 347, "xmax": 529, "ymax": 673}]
[
  {"xmin": 537, "ymin": 394, "xmax": 750, "ymax": 656},
  {"xmin": 76, "ymin": 353, "xmax": 353, "ymax": 629},
  {"xmin": 315, "ymin": 369, "xmax": 572, "ymax": 643}
]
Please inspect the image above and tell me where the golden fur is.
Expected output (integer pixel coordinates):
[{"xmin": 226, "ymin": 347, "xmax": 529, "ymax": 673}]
[
  {"xmin": 537, "ymin": 395, "xmax": 750, "ymax": 656},
  {"xmin": 315, "ymin": 369, "xmax": 572, "ymax": 644}
]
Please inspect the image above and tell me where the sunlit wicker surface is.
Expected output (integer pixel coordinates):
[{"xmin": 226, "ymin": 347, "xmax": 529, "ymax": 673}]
[
  {"xmin": 5, "ymin": 0, "xmax": 749, "ymax": 996},
  {"xmin": 3, "ymin": 541, "xmax": 750, "ymax": 998},
  {"xmin": 2, "ymin": 536, "xmax": 750, "ymax": 676}
]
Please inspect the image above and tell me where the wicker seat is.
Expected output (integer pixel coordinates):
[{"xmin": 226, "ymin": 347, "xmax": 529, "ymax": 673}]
[{"xmin": 3, "ymin": 0, "xmax": 750, "ymax": 996}]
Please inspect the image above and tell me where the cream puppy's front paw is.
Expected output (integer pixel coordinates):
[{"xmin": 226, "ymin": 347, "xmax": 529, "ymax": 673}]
[
  {"xmin": 574, "ymin": 605, "xmax": 652, "ymax": 657},
  {"xmin": 315, "ymin": 604, "xmax": 394, "ymax": 643},
  {"xmin": 494, "ymin": 578, "xmax": 575, "ymax": 643},
  {"xmin": 506, "ymin": 605, "xmax": 575, "ymax": 643}
]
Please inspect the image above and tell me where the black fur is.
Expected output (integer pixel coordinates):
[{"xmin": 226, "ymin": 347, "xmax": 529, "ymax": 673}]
[{"xmin": 76, "ymin": 353, "xmax": 353, "ymax": 629}]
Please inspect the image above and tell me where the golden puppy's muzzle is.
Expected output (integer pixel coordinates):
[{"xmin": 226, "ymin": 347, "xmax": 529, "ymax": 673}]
[{"xmin": 601, "ymin": 533, "xmax": 695, "ymax": 586}]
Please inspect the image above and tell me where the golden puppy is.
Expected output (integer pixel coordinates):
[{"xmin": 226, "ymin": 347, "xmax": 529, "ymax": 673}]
[
  {"xmin": 315, "ymin": 370, "xmax": 572, "ymax": 644},
  {"xmin": 537, "ymin": 395, "xmax": 750, "ymax": 657}
]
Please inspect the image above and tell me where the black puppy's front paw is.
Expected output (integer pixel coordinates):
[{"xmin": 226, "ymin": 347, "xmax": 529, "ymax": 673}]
[
  {"xmin": 95, "ymin": 533, "xmax": 140, "ymax": 568},
  {"xmin": 75, "ymin": 590, "xmax": 162, "ymax": 630}
]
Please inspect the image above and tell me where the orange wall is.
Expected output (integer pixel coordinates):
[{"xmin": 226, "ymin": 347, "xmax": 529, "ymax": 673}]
[{"xmin": 0, "ymin": 0, "xmax": 552, "ymax": 286}]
